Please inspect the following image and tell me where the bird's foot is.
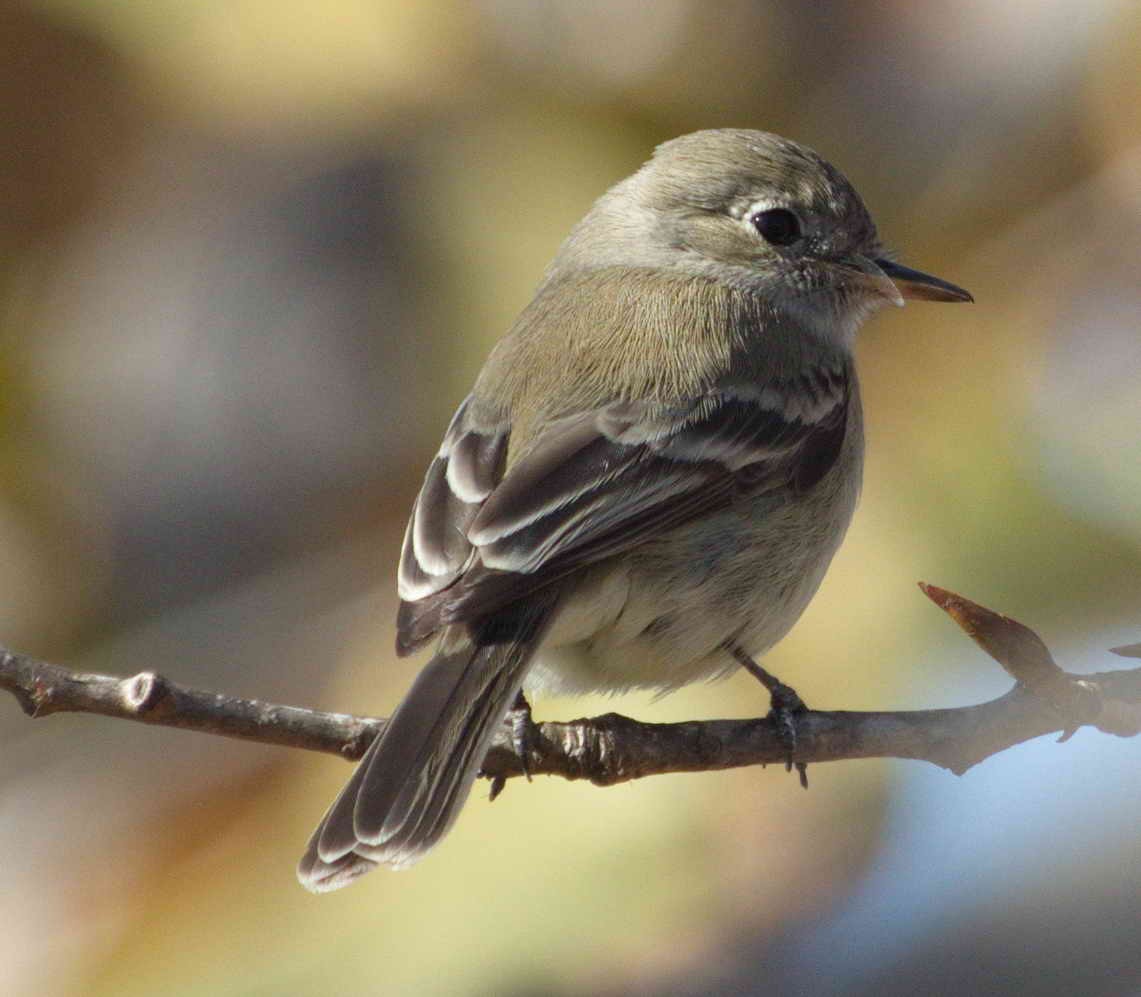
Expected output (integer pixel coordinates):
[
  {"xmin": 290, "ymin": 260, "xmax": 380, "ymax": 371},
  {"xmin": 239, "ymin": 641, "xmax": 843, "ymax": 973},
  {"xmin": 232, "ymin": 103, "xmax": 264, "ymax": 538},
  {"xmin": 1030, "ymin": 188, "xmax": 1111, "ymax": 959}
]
[
  {"xmin": 487, "ymin": 690, "xmax": 540, "ymax": 803},
  {"xmin": 508, "ymin": 689, "xmax": 539, "ymax": 781},
  {"xmin": 767, "ymin": 679, "xmax": 809, "ymax": 789},
  {"xmin": 728, "ymin": 643, "xmax": 810, "ymax": 788}
]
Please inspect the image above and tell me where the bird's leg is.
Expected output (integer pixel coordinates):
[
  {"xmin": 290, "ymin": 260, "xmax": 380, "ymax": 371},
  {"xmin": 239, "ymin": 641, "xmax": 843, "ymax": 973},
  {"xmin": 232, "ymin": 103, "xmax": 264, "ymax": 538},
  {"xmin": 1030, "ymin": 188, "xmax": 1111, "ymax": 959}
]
[
  {"xmin": 487, "ymin": 689, "xmax": 539, "ymax": 802},
  {"xmin": 726, "ymin": 643, "xmax": 809, "ymax": 788}
]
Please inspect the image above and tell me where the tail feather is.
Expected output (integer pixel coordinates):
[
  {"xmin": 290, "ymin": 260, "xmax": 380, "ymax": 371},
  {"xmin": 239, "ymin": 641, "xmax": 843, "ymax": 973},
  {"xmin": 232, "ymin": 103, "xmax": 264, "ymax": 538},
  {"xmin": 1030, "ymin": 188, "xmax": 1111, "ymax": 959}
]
[
  {"xmin": 377, "ymin": 642, "xmax": 524, "ymax": 849},
  {"xmin": 298, "ymin": 598, "xmax": 555, "ymax": 892}
]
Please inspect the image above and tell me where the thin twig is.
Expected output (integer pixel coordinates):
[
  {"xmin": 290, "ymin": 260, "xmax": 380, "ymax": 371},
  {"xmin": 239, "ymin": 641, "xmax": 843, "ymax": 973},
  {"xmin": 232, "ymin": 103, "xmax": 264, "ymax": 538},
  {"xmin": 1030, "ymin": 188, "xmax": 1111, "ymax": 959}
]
[
  {"xmin": 1, "ymin": 587, "xmax": 1137, "ymax": 786},
  {"xmin": 0, "ymin": 648, "xmax": 383, "ymax": 760}
]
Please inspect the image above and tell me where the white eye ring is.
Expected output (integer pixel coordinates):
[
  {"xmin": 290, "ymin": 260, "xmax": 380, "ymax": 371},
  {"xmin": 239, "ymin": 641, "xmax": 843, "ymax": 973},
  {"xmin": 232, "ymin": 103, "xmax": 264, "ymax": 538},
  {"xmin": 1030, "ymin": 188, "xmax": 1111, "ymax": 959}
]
[{"xmin": 745, "ymin": 203, "xmax": 803, "ymax": 246}]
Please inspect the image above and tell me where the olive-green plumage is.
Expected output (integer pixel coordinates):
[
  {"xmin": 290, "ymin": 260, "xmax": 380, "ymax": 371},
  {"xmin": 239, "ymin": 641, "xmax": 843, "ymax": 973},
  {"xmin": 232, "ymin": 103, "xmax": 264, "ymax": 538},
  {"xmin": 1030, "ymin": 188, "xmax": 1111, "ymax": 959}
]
[{"xmin": 298, "ymin": 129, "xmax": 971, "ymax": 891}]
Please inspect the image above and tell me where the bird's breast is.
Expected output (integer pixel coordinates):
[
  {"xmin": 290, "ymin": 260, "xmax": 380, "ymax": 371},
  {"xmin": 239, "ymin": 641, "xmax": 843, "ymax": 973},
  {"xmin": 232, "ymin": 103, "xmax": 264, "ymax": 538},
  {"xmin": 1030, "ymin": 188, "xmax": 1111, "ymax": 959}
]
[{"xmin": 525, "ymin": 398, "xmax": 862, "ymax": 699}]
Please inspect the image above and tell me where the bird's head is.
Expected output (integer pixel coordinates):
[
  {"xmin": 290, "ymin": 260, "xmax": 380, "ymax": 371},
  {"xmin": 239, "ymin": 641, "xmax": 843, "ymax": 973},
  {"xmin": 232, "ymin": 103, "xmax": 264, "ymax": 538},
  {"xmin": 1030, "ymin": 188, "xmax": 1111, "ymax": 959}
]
[{"xmin": 555, "ymin": 129, "xmax": 971, "ymax": 347}]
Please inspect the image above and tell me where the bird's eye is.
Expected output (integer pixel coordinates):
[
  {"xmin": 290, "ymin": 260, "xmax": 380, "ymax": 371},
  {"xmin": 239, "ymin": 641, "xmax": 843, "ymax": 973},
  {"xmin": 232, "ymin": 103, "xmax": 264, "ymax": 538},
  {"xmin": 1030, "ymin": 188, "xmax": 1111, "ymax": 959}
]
[{"xmin": 751, "ymin": 208, "xmax": 801, "ymax": 246}]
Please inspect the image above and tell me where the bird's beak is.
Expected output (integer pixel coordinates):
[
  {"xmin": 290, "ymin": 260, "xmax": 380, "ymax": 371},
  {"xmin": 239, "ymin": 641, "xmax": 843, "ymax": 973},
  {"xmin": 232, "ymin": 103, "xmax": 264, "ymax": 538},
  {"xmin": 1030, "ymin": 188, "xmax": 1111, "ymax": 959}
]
[{"xmin": 875, "ymin": 258, "xmax": 973, "ymax": 303}]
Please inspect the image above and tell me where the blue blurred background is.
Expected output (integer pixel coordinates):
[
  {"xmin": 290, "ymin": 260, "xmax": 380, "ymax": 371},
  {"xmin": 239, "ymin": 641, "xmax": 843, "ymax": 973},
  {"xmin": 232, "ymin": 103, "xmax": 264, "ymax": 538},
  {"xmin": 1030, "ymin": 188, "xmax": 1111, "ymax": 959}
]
[{"xmin": 0, "ymin": 2, "xmax": 1138, "ymax": 994}]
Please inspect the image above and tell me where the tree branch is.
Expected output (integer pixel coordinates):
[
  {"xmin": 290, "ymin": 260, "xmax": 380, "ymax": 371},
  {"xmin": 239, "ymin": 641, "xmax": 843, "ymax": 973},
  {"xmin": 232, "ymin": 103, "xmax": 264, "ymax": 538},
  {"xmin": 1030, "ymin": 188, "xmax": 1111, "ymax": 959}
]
[{"xmin": 1, "ymin": 586, "xmax": 1137, "ymax": 787}]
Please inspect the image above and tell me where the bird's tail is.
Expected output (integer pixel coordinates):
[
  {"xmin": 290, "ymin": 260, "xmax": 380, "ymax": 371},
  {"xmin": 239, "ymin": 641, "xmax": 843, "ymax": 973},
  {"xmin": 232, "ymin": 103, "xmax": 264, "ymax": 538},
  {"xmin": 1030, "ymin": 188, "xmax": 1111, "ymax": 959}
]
[{"xmin": 298, "ymin": 601, "xmax": 554, "ymax": 892}]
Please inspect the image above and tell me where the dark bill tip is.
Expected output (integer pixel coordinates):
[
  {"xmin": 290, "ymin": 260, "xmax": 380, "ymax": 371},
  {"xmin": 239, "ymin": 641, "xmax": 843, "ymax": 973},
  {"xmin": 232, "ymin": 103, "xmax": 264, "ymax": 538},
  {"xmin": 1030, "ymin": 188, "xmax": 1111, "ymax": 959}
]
[{"xmin": 876, "ymin": 258, "xmax": 973, "ymax": 303}]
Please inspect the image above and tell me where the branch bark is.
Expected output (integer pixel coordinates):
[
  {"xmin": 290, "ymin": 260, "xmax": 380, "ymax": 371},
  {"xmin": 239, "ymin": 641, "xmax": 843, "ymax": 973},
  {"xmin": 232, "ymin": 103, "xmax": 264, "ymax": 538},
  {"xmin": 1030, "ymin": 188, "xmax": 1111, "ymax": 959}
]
[{"xmin": 1, "ymin": 586, "xmax": 1138, "ymax": 786}]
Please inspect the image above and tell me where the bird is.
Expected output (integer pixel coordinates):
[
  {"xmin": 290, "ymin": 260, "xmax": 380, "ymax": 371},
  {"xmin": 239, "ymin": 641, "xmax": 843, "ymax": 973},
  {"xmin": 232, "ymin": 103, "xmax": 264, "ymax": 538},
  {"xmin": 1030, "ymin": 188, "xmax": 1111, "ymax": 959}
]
[{"xmin": 297, "ymin": 128, "xmax": 972, "ymax": 891}]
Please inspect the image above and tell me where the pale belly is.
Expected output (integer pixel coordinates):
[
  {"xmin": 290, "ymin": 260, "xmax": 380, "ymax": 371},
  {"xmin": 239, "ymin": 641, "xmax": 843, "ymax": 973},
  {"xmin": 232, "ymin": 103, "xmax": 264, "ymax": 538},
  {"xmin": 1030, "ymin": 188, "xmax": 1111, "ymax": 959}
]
[{"xmin": 524, "ymin": 479, "xmax": 856, "ymax": 698}]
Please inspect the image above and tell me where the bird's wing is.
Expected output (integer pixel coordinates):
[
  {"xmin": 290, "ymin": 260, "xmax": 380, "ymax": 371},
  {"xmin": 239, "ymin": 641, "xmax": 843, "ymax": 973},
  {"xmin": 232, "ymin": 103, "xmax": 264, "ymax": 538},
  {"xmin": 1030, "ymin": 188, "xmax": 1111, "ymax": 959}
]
[{"xmin": 396, "ymin": 365, "xmax": 849, "ymax": 652}]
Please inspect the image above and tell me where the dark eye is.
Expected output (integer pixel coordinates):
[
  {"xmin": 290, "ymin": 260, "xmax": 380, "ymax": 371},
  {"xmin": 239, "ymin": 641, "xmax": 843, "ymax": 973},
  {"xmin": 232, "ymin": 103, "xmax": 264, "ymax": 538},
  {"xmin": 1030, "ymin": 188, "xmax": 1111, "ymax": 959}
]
[{"xmin": 751, "ymin": 208, "xmax": 801, "ymax": 246}]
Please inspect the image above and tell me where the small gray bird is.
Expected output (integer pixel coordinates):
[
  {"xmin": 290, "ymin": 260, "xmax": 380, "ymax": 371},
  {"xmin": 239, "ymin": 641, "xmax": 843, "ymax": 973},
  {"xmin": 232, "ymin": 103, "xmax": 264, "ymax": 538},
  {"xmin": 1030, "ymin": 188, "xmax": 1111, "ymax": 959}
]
[{"xmin": 298, "ymin": 129, "xmax": 971, "ymax": 891}]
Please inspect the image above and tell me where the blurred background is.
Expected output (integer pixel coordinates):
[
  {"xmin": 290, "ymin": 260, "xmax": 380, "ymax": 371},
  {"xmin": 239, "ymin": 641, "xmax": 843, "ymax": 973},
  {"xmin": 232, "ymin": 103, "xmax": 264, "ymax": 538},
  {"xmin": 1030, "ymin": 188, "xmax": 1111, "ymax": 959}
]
[{"xmin": 0, "ymin": 1, "xmax": 1138, "ymax": 994}]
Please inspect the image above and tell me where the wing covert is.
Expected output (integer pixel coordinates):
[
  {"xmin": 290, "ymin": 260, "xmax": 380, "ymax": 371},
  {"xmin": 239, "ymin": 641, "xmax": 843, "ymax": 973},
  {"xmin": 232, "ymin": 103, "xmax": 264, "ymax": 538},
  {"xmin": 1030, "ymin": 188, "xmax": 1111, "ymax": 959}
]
[{"xmin": 396, "ymin": 366, "xmax": 849, "ymax": 652}]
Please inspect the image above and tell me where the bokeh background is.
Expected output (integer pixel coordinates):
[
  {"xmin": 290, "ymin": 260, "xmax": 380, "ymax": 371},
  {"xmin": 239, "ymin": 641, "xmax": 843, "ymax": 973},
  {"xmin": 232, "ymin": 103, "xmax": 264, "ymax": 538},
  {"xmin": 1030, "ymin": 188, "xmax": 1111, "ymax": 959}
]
[{"xmin": 1, "ymin": 2, "xmax": 1138, "ymax": 994}]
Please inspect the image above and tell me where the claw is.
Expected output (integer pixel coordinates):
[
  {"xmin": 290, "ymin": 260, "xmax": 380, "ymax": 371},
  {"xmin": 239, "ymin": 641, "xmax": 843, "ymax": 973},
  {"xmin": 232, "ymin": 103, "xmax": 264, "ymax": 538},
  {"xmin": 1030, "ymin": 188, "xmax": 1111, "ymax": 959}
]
[
  {"xmin": 767, "ymin": 688, "xmax": 806, "ymax": 778},
  {"xmin": 508, "ymin": 689, "xmax": 538, "ymax": 782},
  {"xmin": 728, "ymin": 642, "xmax": 809, "ymax": 787},
  {"xmin": 485, "ymin": 691, "xmax": 540, "ymax": 801}
]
